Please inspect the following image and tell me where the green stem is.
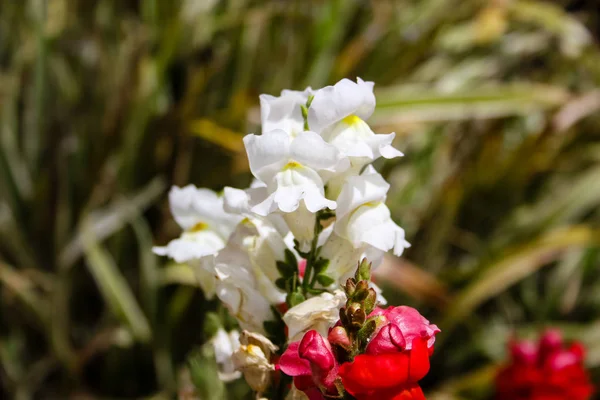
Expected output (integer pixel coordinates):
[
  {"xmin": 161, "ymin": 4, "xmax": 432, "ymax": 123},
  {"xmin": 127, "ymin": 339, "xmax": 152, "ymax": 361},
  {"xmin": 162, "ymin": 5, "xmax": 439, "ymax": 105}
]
[{"xmin": 302, "ymin": 213, "xmax": 322, "ymax": 295}]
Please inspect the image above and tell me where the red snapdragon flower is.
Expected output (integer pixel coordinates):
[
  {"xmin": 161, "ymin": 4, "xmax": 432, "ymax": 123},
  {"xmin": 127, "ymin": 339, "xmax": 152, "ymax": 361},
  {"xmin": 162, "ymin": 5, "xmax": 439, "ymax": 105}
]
[
  {"xmin": 338, "ymin": 306, "xmax": 440, "ymax": 400},
  {"xmin": 279, "ymin": 306, "xmax": 439, "ymax": 400},
  {"xmin": 496, "ymin": 329, "xmax": 594, "ymax": 400}
]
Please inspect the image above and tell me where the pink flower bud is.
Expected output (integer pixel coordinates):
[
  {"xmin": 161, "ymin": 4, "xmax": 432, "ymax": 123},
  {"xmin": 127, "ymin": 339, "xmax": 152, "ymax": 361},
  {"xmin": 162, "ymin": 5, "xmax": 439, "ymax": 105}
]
[
  {"xmin": 328, "ymin": 326, "xmax": 351, "ymax": 350},
  {"xmin": 365, "ymin": 323, "xmax": 406, "ymax": 355},
  {"xmin": 299, "ymin": 330, "xmax": 335, "ymax": 372}
]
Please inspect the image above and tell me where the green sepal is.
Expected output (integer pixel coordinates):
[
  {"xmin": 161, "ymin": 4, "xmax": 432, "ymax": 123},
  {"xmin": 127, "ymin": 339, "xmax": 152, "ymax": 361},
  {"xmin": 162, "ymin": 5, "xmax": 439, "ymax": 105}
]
[{"xmin": 316, "ymin": 273, "xmax": 335, "ymax": 287}]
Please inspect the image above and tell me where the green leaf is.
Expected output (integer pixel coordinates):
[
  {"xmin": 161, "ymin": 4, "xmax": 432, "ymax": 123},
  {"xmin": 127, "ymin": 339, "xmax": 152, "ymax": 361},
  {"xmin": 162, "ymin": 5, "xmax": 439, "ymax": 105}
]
[
  {"xmin": 313, "ymin": 258, "xmax": 330, "ymax": 274},
  {"xmin": 285, "ymin": 249, "xmax": 298, "ymax": 270},
  {"xmin": 276, "ymin": 260, "xmax": 295, "ymax": 278},
  {"xmin": 316, "ymin": 274, "xmax": 335, "ymax": 287},
  {"xmin": 82, "ymin": 228, "xmax": 152, "ymax": 343},
  {"xmin": 275, "ymin": 277, "xmax": 288, "ymax": 291}
]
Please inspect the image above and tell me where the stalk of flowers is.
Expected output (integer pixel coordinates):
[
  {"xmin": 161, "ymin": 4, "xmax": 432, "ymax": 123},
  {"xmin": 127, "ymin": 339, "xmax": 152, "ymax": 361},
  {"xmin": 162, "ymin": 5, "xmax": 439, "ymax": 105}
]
[
  {"xmin": 495, "ymin": 330, "xmax": 594, "ymax": 400},
  {"xmin": 154, "ymin": 78, "xmax": 438, "ymax": 398}
]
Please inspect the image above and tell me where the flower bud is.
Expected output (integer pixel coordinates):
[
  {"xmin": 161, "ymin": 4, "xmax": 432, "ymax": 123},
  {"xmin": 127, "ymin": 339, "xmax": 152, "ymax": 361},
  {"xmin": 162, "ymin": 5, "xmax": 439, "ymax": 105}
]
[
  {"xmin": 344, "ymin": 278, "xmax": 356, "ymax": 297},
  {"xmin": 365, "ymin": 323, "xmax": 406, "ymax": 355},
  {"xmin": 328, "ymin": 326, "xmax": 351, "ymax": 350},
  {"xmin": 299, "ymin": 330, "xmax": 335, "ymax": 371},
  {"xmin": 363, "ymin": 288, "xmax": 377, "ymax": 314},
  {"xmin": 353, "ymin": 280, "xmax": 370, "ymax": 301},
  {"xmin": 347, "ymin": 303, "xmax": 366, "ymax": 328}
]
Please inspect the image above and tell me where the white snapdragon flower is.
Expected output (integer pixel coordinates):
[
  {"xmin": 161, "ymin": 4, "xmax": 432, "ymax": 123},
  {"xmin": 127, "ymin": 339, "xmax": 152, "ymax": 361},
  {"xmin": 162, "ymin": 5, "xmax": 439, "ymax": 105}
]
[
  {"xmin": 152, "ymin": 185, "xmax": 241, "ymax": 262},
  {"xmin": 260, "ymin": 88, "xmax": 312, "ymax": 135},
  {"xmin": 309, "ymin": 78, "xmax": 403, "ymax": 168},
  {"xmin": 153, "ymin": 186, "xmax": 242, "ymax": 297},
  {"xmin": 213, "ymin": 217, "xmax": 291, "ymax": 333},
  {"xmin": 308, "ymin": 78, "xmax": 376, "ymax": 133},
  {"xmin": 211, "ymin": 328, "xmax": 242, "ymax": 382},
  {"xmin": 283, "ymin": 290, "xmax": 346, "ymax": 342},
  {"xmin": 335, "ymin": 169, "xmax": 410, "ymax": 257},
  {"xmin": 243, "ymin": 129, "xmax": 348, "ymax": 215}
]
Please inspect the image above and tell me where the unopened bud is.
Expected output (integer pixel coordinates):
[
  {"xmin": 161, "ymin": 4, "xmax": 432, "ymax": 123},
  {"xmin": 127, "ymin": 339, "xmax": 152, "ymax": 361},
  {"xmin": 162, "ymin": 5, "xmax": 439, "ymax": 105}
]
[
  {"xmin": 344, "ymin": 278, "xmax": 356, "ymax": 297},
  {"xmin": 328, "ymin": 326, "xmax": 351, "ymax": 350},
  {"xmin": 363, "ymin": 288, "xmax": 377, "ymax": 314},
  {"xmin": 353, "ymin": 280, "xmax": 370, "ymax": 301},
  {"xmin": 355, "ymin": 258, "xmax": 371, "ymax": 282},
  {"xmin": 347, "ymin": 303, "xmax": 366, "ymax": 328}
]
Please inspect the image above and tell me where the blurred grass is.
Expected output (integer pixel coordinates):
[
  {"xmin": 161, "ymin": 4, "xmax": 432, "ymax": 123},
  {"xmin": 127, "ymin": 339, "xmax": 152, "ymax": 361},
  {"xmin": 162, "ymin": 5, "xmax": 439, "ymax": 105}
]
[{"xmin": 1, "ymin": 0, "xmax": 600, "ymax": 398}]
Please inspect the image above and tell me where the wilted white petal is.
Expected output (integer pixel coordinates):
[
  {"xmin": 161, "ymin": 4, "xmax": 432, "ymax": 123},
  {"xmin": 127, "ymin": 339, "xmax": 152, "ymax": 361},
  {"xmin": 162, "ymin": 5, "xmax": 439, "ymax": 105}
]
[
  {"xmin": 233, "ymin": 331, "xmax": 278, "ymax": 393},
  {"xmin": 283, "ymin": 290, "xmax": 346, "ymax": 342}
]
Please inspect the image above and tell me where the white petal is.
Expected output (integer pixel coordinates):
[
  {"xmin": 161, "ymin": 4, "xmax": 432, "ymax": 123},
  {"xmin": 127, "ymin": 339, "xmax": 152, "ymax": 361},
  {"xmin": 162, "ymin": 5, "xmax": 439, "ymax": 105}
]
[
  {"xmin": 223, "ymin": 186, "xmax": 268, "ymax": 215},
  {"xmin": 290, "ymin": 131, "xmax": 346, "ymax": 172},
  {"xmin": 335, "ymin": 171, "xmax": 389, "ymax": 221},
  {"xmin": 169, "ymin": 185, "xmax": 219, "ymax": 230},
  {"xmin": 260, "ymin": 91, "xmax": 307, "ymax": 135},
  {"xmin": 270, "ymin": 166, "xmax": 336, "ymax": 213},
  {"xmin": 243, "ymin": 130, "xmax": 290, "ymax": 182},
  {"xmin": 319, "ymin": 233, "xmax": 364, "ymax": 286},
  {"xmin": 152, "ymin": 231, "xmax": 226, "ymax": 263},
  {"xmin": 308, "ymin": 78, "xmax": 376, "ymax": 133},
  {"xmin": 283, "ymin": 290, "xmax": 347, "ymax": 342},
  {"xmin": 343, "ymin": 202, "xmax": 410, "ymax": 256}
]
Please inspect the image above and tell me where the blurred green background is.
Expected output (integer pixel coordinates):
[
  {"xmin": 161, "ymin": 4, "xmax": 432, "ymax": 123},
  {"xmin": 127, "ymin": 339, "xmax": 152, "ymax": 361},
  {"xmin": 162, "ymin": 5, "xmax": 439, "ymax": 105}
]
[{"xmin": 1, "ymin": 0, "xmax": 600, "ymax": 398}]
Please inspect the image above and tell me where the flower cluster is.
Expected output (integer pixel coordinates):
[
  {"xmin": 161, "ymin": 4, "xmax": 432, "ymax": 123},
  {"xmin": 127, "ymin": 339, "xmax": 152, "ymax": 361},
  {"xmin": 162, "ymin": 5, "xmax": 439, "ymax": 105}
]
[
  {"xmin": 154, "ymin": 78, "xmax": 434, "ymax": 399},
  {"xmin": 495, "ymin": 330, "xmax": 594, "ymax": 400},
  {"xmin": 279, "ymin": 260, "xmax": 440, "ymax": 400}
]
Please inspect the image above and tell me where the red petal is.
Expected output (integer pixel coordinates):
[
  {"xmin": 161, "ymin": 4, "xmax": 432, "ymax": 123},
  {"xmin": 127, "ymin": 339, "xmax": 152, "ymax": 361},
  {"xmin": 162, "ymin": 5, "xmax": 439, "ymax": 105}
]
[
  {"xmin": 279, "ymin": 342, "xmax": 311, "ymax": 377},
  {"xmin": 408, "ymin": 338, "xmax": 430, "ymax": 382}
]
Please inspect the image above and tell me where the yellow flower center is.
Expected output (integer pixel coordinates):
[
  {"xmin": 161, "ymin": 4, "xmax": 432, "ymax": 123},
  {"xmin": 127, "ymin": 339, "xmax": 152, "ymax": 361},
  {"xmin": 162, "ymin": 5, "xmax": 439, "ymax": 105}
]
[
  {"xmin": 283, "ymin": 161, "xmax": 302, "ymax": 170},
  {"xmin": 343, "ymin": 114, "xmax": 362, "ymax": 126},
  {"xmin": 188, "ymin": 222, "xmax": 209, "ymax": 232}
]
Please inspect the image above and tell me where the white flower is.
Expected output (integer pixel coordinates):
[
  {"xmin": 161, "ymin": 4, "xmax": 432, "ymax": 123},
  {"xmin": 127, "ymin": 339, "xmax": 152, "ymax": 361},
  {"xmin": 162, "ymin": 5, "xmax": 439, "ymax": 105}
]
[
  {"xmin": 321, "ymin": 115, "xmax": 403, "ymax": 166},
  {"xmin": 308, "ymin": 77, "xmax": 376, "ymax": 133},
  {"xmin": 211, "ymin": 328, "xmax": 242, "ymax": 382},
  {"xmin": 152, "ymin": 185, "xmax": 241, "ymax": 263},
  {"xmin": 213, "ymin": 217, "xmax": 291, "ymax": 333},
  {"xmin": 232, "ymin": 331, "xmax": 278, "ymax": 393},
  {"xmin": 283, "ymin": 290, "xmax": 346, "ymax": 342},
  {"xmin": 335, "ymin": 170, "xmax": 410, "ymax": 256},
  {"xmin": 308, "ymin": 77, "xmax": 402, "ymax": 167},
  {"xmin": 260, "ymin": 88, "xmax": 312, "ymax": 135},
  {"xmin": 243, "ymin": 129, "xmax": 348, "ymax": 215}
]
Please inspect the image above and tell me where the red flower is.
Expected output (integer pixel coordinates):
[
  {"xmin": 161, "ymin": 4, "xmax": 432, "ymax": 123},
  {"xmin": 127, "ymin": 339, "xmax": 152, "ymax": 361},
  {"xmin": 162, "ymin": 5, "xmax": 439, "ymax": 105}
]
[
  {"xmin": 338, "ymin": 306, "xmax": 439, "ymax": 399},
  {"xmin": 496, "ymin": 330, "xmax": 594, "ymax": 400},
  {"xmin": 339, "ymin": 337, "xmax": 430, "ymax": 399},
  {"xmin": 279, "ymin": 330, "xmax": 339, "ymax": 400}
]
